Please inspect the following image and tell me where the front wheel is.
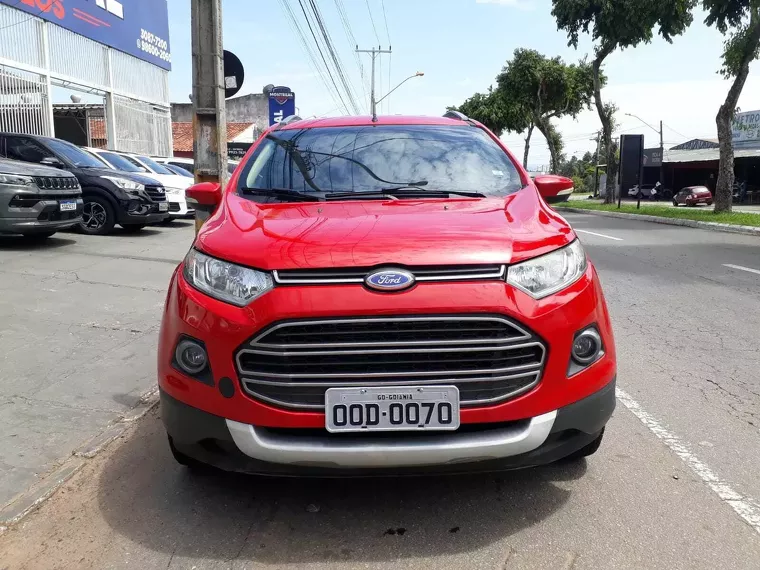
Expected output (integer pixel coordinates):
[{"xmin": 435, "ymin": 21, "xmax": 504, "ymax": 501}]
[
  {"xmin": 672, "ymin": 200, "xmax": 678, "ymax": 207},
  {"xmin": 707, "ymin": 201, "xmax": 713, "ymax": 206},
  {"xmin": 120, "ymin": 224, "xmax": 146, "ymax": 233},
  {"xmin": 80, "ymin": 196, "xmax": 116, "ymax": 235}
]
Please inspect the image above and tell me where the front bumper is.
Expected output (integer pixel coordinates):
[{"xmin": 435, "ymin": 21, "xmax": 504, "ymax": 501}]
[
  {"xmin": 0, "ymin": 198, "xmax": 83, "ymax": 234},
  {"xmin": 162, "ymin": 378, "xmax": 615, "ymax": 475}
]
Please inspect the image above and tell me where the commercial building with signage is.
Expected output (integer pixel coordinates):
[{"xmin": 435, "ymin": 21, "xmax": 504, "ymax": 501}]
[
  {"xmin": 639, "ymin": 110, "xmax": 760, "ymax": 203},
  {"xmin": 0, "ymin": 0, "xmax": 173, "ymax": 156}
]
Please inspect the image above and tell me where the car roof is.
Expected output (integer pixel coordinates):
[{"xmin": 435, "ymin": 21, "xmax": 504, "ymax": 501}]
[{"xmin": 277, "ymin": 115, "xmax": 475, "ymax": 131}]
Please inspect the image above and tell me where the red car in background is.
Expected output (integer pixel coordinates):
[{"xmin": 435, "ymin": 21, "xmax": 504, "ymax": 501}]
[
  {"xmin": 673, "ymin": 185, "xmax": 713, "ymax": 207},
  {"xmin": 158, "ymin": 112, "xmax": 617, "ymax": 476}
]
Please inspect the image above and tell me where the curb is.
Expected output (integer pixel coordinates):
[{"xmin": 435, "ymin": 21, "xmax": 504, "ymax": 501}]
[
  {"xmin": 557, "ymin": 207, "xmax": 760, "ymax": 237},
  {"xmin": 0, "ymin": 387, "xmax": 160, "ymax": 529}
]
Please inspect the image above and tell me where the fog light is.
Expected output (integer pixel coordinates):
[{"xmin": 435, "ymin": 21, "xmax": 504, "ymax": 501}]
[
  {"xmin": 572, "ymin": 328, "xmax": 602, "ymax": 365},
  {"xmin": 175, "ymin": 339, "xmax": 208, "ymax": 375}
]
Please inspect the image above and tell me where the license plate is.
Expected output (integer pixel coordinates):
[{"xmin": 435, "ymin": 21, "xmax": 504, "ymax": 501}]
[
  {"xmin": 325, "ymin": 386, "xmax": 460, "ymax": 433},
  {"xmin": 158, "ymin": 202, "xmax": 169, "ymax": 212},
  {"xmin": 59, "ymin": 200, "xmax": 77, "ymax": 211}
]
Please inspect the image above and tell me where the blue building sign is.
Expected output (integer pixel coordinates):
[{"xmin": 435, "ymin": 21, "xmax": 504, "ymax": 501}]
[
  {"xmin": 0, "ymin": 0, "xmax": 172, "ymax": 71},
  {"xmin": 268, "ymin": 86, "xmax": 296, "ymax": 126}
]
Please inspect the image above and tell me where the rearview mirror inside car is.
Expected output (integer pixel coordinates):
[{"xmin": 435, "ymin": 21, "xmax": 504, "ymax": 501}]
[{"xmin": 533, "ymin": 175, "xmax": 574, "ymax": 204}]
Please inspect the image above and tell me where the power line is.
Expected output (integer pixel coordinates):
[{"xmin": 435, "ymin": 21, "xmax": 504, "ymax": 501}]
[
  {"xmin": 364, "ymin": 0, "xmax": 381, "ymax": 44},
  {"xmin": 380, "ymin": 0, "xmax": 391, "ymax": 44},
  {"xmin": 663, "ymin": 123, "xmax": 689, "ymax": 140},
  {"xmin": 295, "ymin": 0, "xmax": 352, "ymax": 114},
  {"xmin": 277, "ymin": 0, "xmax": 346, "ymax": 113},
  {"xmin": 306, "ymin": 0, "xmax": 361, "ymax": 114},
  {"xmin": 334, "ymin": 0, "xmax": 370, "ymax": 108}
]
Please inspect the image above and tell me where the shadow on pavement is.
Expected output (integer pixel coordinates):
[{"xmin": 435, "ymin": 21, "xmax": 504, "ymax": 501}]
[
  {"xmin": 98, "ymin": 412, "xmax": 581, "ymax": 565},
  {"xmin": 0, "ymin": 234, "xmax": 77, "ymax": 250}
]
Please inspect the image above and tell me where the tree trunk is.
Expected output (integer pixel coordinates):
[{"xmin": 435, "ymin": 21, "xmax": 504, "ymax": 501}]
[
  {"xmin": 714, "ymin": 8, "xmax": 760, "ymax": 213},
  {"xmin": 523, "ymin": 123, "xmax": 534, "ymax": 169},
  {"xmin": 592, "ymin": 46, "xmax": 615, "ymax": 204},
  {"xmin": 535, "ymin": 120, "xmax": 560, "ymax": 174}
]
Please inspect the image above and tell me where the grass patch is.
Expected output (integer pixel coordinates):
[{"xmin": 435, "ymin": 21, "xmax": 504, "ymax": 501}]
[{"xmin": 556, "ymin": 201, "xmax": 760, "ymax": 228}]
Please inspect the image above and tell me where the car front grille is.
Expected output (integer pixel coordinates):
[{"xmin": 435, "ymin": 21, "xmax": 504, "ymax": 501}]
[
  {"xmin": 235, "ymin": 315, "xmax": 546, "ymax": 410},
  {"xmin": 274, "ymin": 265, "xmax": 505, "ymax": 284},
  {"xmin": 33, "ymin": 177, "xmax": 79, "ymax": 190},
  {"xmin": 145, "ymin": 185, "xmax": 166, "ymax": 202}
]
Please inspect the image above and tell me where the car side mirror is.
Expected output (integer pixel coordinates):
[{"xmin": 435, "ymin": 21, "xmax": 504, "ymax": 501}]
[
  {"xmin": 186, "ymin": 182, "xmax": 222, "ymax": 207},
  {"xmin": 40, "ymin": 157, "xmax": 64, "ymax": 169},
  {"xmin": 534, "ymin": 175, "xmax": 574, "ymax": 204}
]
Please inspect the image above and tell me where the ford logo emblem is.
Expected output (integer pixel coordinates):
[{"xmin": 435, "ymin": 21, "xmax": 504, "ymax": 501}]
[{"xmin": 365, "ymin": 269, "xmax": 415, "ymax": 292}]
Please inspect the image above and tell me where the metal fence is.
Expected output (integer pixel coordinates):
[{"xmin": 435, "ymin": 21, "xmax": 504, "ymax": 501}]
[
  {"xmin": 0, "ymin": 2, "xmax": 171, "ymax": 151},
  {"xmin": 112, "ymin": 95, "xmax": 172, "ymax": 156},
  {"xmin": 0, "ymin": 65, "xmax": 50, "ymax": 135}
]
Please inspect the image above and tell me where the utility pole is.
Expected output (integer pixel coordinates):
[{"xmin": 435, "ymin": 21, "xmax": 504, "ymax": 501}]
[
  {"xmin": 356, "ymin": 46, "xmax": 392, "ymax": 117},
  {"xmin": 191, "ymin": 0, "xmax": 227, "ymax": 232},
  {"xmin": 592, "ymin": 131, "xmax": 601, "ymax": 198},
  {"xmin": 659, "ymin": 119, "xmax": 665, "ymax": 189}
]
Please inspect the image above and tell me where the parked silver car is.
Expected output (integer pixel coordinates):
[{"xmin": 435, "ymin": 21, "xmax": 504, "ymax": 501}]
[{"xmin": 0, "ymin": 158, "xmax": 83, "ymax": 239}]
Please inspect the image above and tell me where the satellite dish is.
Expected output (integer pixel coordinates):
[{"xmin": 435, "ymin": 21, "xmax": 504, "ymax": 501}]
[
  {"xmin": 263, "ymin": 84, "xmax": 275, "ymax": 95},
  {"xmin": 70, "ymin": 94, "xmax": 82, "ymax": 104}
]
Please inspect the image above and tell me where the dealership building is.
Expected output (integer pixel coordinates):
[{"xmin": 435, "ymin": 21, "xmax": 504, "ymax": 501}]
[{"xmin": 0, "ymin": 0, "xmax": 172, "ymax": 156}]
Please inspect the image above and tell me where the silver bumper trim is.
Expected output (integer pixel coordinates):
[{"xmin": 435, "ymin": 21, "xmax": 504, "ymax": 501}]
[{"xmin": 225, "ymin": 410, "xmax": 557, "ymax": 468}]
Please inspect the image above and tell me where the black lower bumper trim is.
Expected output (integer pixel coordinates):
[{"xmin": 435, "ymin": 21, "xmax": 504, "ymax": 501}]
[{"xmin": 160, "ymin": 377, "xmax": 616, "ymax": 476}]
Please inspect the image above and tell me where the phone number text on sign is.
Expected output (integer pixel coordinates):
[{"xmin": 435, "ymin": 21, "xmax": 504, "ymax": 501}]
[{"xmin": 138, "ymin": 29, "xmax": 171, "ymax": 63}]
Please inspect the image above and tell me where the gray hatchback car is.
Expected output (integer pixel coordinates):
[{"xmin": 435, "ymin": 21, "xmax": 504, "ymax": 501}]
[{"xmin": 0, "ymin": 158, "xmax": 83, "ymax": 239}]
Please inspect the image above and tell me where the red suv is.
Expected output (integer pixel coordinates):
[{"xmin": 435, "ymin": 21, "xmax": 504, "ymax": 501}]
[{"xmin": 158, "ymin": 113, "xmax": 616, "ymax": 475}]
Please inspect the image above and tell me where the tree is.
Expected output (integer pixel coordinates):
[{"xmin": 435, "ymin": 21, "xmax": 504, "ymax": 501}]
[
  {"xmin": 496, "ymin": 49, "xmax": 597, "ymax": 174},
  {"xmin": 552, "ymin": 0, "xmax": 695, "ymax": 202},
  {"xmin": 703, "ymin": 1, "xmax": 760, "ymax": 212},
  {"xmin": 455, "ymin": 88, "xmax": 535, "ymax": 167}
]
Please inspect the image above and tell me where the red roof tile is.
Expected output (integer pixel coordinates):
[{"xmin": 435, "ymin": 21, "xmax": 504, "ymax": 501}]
[{"xmin": 172, "ymin": 122, "xmax": 254, "ymax": 153}]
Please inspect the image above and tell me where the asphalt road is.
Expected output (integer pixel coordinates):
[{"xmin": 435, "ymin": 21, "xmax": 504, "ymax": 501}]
[{"xmin": 1, "ymin": 213, "xmax": 760, "ymax": 569}]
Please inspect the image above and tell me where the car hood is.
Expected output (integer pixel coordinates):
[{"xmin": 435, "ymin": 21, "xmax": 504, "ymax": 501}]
[
  {"xmin": 78, "ymin": 168, "xmax": 163, "ymax": 186},
  {"xmin": 195, "ymin": 187, "xmax": 576, "ymax": 270},
  {"xmin": 0, "ymin": 158, "xmax": 73, "ymax": 177},
  {"xmin": 145, "ymin": 173, "xmax": 192, "ymax": 190}
]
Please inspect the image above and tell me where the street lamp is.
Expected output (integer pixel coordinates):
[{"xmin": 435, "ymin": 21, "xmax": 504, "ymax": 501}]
[
  {"xmin": 625, "ymin": 112, "xmax": 664, "ymax": 187},
  {"xmin": 373, "ymin": 72, "xmax": 424, "ymax": 116}
]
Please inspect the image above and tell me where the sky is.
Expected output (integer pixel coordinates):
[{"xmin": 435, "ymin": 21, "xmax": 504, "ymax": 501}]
[{"xmin": 164, "ymin": 0, "xmax": 760, "ymax": 169}]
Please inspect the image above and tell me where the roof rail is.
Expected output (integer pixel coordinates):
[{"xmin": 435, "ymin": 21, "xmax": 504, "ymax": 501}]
[
  {"xmin": 274, "ymin": 115, "xmax": 302, "ymax": 130},
  {"xmin": 443, "ymin": 110, "xmax": 470, "ymax": 121}
]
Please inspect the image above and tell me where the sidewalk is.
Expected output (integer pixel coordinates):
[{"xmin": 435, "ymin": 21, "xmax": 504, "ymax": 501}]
[{"xmin": 568, "ymin": 194, "xmax": 760, "ymax": 214}]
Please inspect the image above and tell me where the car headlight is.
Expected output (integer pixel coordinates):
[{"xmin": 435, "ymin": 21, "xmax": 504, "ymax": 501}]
[
  {"xmin": 507, "ymin": 240, "xmax": 587, "ymax": 299},
  {"xmin": 0, "ymin": 173, "xmax": 34, "ymax": 186},
  {"xmin": 183, "ymin": 249, "xmax": 274, "ymax": 306},
  {"xmin": 100, "ymin": 176, "xmax": 144, "ymax": 192}
]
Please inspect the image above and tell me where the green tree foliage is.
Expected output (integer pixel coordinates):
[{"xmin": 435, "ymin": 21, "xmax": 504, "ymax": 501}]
[
  {"xmin": 552, "ymin": 0, "xmax": 695, "ymax": 202},
  {"xmin": 702, "ymin": 0, "xmax": 760, "ymax": 213},
  {"xmin": 495, "ymin": 49, "xmax": 597, "ymax": 174},
  {"xmin": 455, "ymin": 49, "xmax": 596, "ymax": 173}
]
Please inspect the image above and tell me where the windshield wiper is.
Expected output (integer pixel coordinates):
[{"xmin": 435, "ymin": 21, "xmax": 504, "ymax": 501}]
[
  {"xmin": 325, "ymin": 187, "xmax": 486, "ymax": 201},
  {"xmin": 240, "ymin": 187, "xmax": 323, "ymax": 202}
]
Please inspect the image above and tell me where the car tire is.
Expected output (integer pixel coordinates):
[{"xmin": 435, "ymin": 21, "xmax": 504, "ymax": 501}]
[
  {"xmin": 80, "ymin": 196, "xmax": 116, "ymax": 235},
  {"xmin": 160, "ymin": 217, "xmax": 175, "ymax": 225},
  {"xmin": 168, "ymin": 436, "xmax": 212, "ymax": 472},
  {"xmin": 672, "ymin": 200, "xmax": 678, "ymax": 207},
  {"xmin": 561, "ymin": 429, "xmax": 605, "ymax": 462},
  {"xmin": 120, "ymin": 224, "xmax": 146, "ymax": 233},
  {"xmin": 21, "ymin": 231, "xmax": 56, "ymax": 241},
  {"xmin": 707, "ymin": 201, "xmax": 713, "ymax": 206}
]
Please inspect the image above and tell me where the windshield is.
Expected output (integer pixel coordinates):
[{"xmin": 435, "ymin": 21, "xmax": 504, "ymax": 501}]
[
  {"xmin": 99, "ymin": 151, "xmax": 148, "ymax": 173},
  {"xmin": 237, "ymin": 125, "xmax": 523, "ymax": 199},
  {"xmin": 46, "ymin": 139, "xmax": 105, "ymax": 168},
  {"xmin": 137, "ymin": 155, "xmax": 175, "ymax": 175},
  {"xmin": 165, "ymin": 164, "xmax": 194, "ymax": 178}
]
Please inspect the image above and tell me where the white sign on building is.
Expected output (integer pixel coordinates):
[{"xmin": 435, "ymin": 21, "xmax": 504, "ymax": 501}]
[{"xmin": 732, "ymin": 110, "xmax": 760, "ymax": 144}]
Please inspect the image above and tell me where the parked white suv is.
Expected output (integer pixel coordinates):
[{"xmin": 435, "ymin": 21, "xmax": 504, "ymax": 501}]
[
  {"xmin": 85, "ymin": 148, "xmax": 194, "ymax": 219},
  {"xmin": 155, "ymin": 156, "xmax": 240, "ymax": 175}
]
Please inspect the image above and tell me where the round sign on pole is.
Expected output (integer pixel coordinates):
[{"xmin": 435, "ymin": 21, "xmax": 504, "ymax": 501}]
[{"xmin": 223, "ymin": 50, "xmax": 244, "ymax": 99}]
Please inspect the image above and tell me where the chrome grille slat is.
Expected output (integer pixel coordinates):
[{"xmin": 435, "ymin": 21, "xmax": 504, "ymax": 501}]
[
  {"xmin": 235, "ymin": 315, "xmax": 547, "ymax": 411},
  {"xmin": 273, "ymin": 265, "xmax": 506, "ymax": 285}
]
